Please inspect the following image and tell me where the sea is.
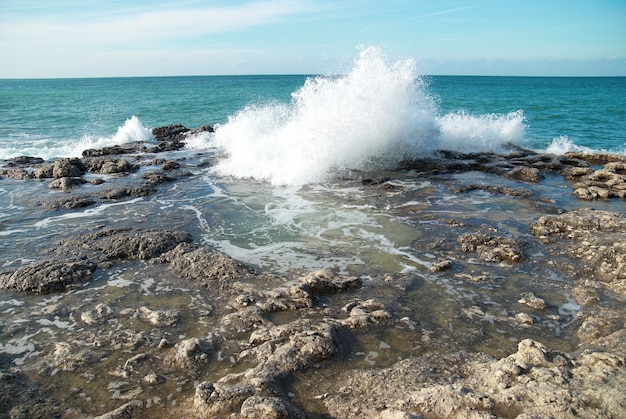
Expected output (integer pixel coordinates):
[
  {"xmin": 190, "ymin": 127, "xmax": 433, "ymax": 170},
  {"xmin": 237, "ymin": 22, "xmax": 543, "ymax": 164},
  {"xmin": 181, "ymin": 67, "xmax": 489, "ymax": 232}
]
[{"xmin": 0, "ymin": 47, "xmax": 625, "ymax": 415}]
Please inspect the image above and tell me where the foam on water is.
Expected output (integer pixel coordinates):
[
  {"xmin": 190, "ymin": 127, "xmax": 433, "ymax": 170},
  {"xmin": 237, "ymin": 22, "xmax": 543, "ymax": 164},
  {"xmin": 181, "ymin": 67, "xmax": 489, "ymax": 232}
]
[
  {"xmin": 212, "ymin": 47, "xmax": 527, "ymax": 185},
  {"xmin": 543, "ymin": 135, "xmax": 597, "ymax": 155},
  {"xmin": 0, "ymin": 116, "xmax": 154, "ymax": 161}
]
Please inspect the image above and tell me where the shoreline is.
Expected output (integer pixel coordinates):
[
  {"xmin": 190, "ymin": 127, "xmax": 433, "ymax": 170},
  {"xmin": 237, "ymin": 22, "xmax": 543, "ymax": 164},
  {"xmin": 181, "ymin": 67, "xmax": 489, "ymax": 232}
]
[{"xmin": 1, "ymin": 126, "xmax": 625, "ymax": 418}]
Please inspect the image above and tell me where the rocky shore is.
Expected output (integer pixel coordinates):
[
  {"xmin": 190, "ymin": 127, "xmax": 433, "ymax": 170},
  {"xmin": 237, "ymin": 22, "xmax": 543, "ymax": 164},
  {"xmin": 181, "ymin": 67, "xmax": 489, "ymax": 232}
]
[{"xmin": 1, "ymin": 126, "xmax": 624, "ymax": 418}]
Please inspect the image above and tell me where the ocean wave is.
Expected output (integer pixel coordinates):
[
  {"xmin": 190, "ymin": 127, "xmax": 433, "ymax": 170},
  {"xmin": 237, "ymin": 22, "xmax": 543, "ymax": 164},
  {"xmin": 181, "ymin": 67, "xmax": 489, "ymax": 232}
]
[
  {"xmin": 0, "ymin": 116, "xmax": 154, "ymax": 161},
  {"xmin": 212, "ymin": 47, "xmax": 528, "ymax": 185}
]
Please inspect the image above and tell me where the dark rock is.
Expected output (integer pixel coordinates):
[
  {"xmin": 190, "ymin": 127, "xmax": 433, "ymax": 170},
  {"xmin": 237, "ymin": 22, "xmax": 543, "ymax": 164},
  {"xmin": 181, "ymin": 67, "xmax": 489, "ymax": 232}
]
[
  {"xmin": 68, "ymin": 227, "xmax": 193, "ymax": 261},
  {"xmin": 48, "ymin": 177, "xmax": 85, "ymax": 189},
  {"xmin": 33, "ymin": 164, "xmax": 54, "ymax": 179},
  {"xmin": 0, "ymin": 259, "xmax": 97, "ymax": 294},
  {"xmin": 5, "ymin": 156, "xmax": 45, "ymax": 166},
  {"xmin": 41, "ymin": 196, "xmax": 96, "ymax": 210},
  {"xmin": 52, "ymin": 158, "xmax": 86, "ymax": 178},
  {"xmin": 82, "ymin": 141, "xmax": 151, "ymax": 157},
  {"xmin": 504, "ymin": 166, "xmax": 544, "ymax": 182},
  {"xmin": 152, "ymin": 124, "xmax": 189, "ymax": 142},
  {"xmin": 4, "ymin": 168, "xmax": 32, "ymax": 180},
  {"xmin": 84, "ymin": 158, "xmax": 139, "ymax": 174}
]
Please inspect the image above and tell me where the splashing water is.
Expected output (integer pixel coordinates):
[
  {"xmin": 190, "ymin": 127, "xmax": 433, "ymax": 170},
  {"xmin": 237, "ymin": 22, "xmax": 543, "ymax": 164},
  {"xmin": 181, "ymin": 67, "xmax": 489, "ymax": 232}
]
[
  {"xmin": 212, "ymin": 47, "xmax": 526, "ymax": 185},
  {"xmin": 0, "ymin": 116, "xmax": 154, "ymax": 161}
]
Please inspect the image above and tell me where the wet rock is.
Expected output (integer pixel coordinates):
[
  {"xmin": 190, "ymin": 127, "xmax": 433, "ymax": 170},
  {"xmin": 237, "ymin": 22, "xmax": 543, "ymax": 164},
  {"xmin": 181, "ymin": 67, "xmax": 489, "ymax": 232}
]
[
  {"xmin": 82, "ymin": 142, "xmax": 152, "ymax": 157},
  {"xmin": 52, "ymin": 158, "xmax": 86, "ymax": 178},
  {"xmin": 518, "ymin": 292, "xmax": 547, "ymax": 310},
  {"xmin": 164, "ymin": 337, "xmax": 215, "ymax": 371},
  {"xmin": 4, "ymin": 168, "xmax": 32, "ymax": 180},
  {"xmin": 565, "ymin": 158, "xmax": 626, "ymax": 200},
  {"xmin": 0, "ymin": 367, "xmax": 62, "ymax": 418},
  {"xmin": 46, "ymin": 341, "xmax": 102, "ymax": 372},
  {"xmin": 430, "ymin": 258, "xmax": 453, "ymax": 272},
  {"xmin": 322, "ymin": 337, "xmax": 625, "ymax": 418},
  {"xmin": 93, "ymin": 400, "xmax": 143, "ymax": 419},
  {"xmin": 458, "ymin": 232, "xmax": 524, "ymax": 263},
  {"xmin": 220, "ymin": 306, "xmax": 268, "ymax": 336},
  {"xmin": 193, "ymin": 381, "xmax": 255, "ymax": 417},
  {"xmin": 301, "ymin": 269, "xmax": 361, "ymax": 293},
  {"xmin": 516, "ymin": 312, "xmax": 534, "ymax": 325},
  {"xmin": 239, "ymin": 395, "xmax": 306, "ymax": 419},
  {"xmin": 137, "ymin": 306, "xmax": 179, "ymax": 327},
  {"xmin": 142, "ymin": 373, "xmax": 165, "ymax": 385},
  {"xmin": 81, "ymin": 303, "xmax": 113, "ymax": 325},
  {"xmin": 152, "ymin": 124, "xmax": 190, "ymax": 142},
  {"xmin": 504, "ymin": 166, "xmax": 544, "ymax": 182},
  {"xmin": 48, "ymin": 176, "xmax": 85, "ymax": 189},
  {"xmin": 33, "ymin": 163, "xmax": 54, "ymax": 178},
  {"xmin": 240, "ymin": 319, "xmax": 339, "ymax": 379},
  {"xmin": 340, "ymin": 298, "xmax": 392, "ymax": 328},
  {"xmin": 0, "ymin": 259, "xmax": 97, "ymax": 294},
  {"xmin": 64, "ymin": 227, "xmax": 193, "ymax": 262},
  {"xmin": 155, "ymin": 243, "xmax": 255, "ymax": 287},
  {"xmin": 530, "ymin": 209, "xmax": 626, "ymax": 293},
  {"xmin": 42, "ymin": 195, "xmax": 96, "ymax": 210},
  {"xmin": 84, "ymin": 157, "xmax": 139, "ymax": 174}
]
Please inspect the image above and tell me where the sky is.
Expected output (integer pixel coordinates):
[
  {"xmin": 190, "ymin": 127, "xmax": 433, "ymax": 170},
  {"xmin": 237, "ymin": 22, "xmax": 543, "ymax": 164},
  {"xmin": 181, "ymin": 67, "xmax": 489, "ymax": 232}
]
[{"xmin": 1, "ymin": 0, "xmax": 625, "ymax": 78}]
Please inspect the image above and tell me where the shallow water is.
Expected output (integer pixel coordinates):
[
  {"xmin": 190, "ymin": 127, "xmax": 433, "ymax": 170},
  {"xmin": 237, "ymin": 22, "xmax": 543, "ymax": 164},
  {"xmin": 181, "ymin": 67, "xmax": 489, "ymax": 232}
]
[{"xmin": 3, "ymin": 147, "xmax": 617, "ymax": 416}]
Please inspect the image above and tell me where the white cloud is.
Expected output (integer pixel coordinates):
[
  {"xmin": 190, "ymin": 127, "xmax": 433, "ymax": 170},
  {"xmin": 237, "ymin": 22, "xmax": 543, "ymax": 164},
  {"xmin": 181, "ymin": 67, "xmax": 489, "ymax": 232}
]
[{"xmin": 0, "ymin": 1, "xmax": 321, "ymax": 55}]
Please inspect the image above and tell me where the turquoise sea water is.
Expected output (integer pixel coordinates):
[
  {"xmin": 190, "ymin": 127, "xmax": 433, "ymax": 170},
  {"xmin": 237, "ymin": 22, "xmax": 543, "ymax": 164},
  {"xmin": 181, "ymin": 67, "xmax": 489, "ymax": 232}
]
[{"xmin": 1, "ymin": 67, "xmax": 625, "ymax": 165}]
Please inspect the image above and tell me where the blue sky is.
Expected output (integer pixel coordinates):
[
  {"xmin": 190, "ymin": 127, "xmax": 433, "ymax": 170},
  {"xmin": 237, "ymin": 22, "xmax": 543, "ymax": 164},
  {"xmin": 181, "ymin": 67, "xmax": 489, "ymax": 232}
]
[{"xmin": 1, "ymin": 0, "xmax": 625, "ymax": 78}]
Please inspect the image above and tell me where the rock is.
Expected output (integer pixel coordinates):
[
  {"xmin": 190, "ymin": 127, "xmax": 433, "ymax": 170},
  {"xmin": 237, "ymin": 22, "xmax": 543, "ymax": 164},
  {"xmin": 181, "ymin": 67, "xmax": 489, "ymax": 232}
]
[
  {"xmin": 81, "ymin": 303, "xmax": 113, "ymax": 325},
  {"xmin": 64, "ymin": 227, "xmax": 193, "ymax": 262},
  {"xmin": 430, "ymin": 258, "xmax": 453, "ymax": 272},
  {"xmin": 93, "ymin": 400, "xmax": 143, "ymax": 419},
  {"xmin": 84, "ymin": 158, "xmax": 138, "ymax": 174},
  {"xmin": 142, "ymin": 373, "xmax": 165, "ymax": 385},
  {"xmin": 52, "ymin": 158, "xmax": 85, "ymax": 178},
  {"xmin": 47, "ymin": 341, "xmax": 102, "ymax": 371},
  {"xmin": 48, "ymin": 176, "xmax": 85, "ymax": 189},
  {"xmin": 530, "ymin": 209, "xmax": 626, "ymax": 292},
  {"xmin": 5, "ymin": 168, "xmax": 32, "ymax": 180},
  {"xmin": 321, "ymin": 336, "xmax": 625, "ymax": 418},
  {"xmin": 518, "ymin": 292, "xmax": 547, "ymax": 310},
  {"xmin": 516, "ymin": 312, "xmax": 534, "ymax": 325},
  {"xmin": 155, "ymin": 243, "xmax": 255, "ymax": 286},
  {"xmin": 504, "ymin": 166, "xmax": 544, "ymax": 182},
  {"xmin": 193, "ymin": 381, "xmax": 255, "ymax": 417},
  {"xmin": 0, "ymin": 259, "xmax": 97, "ymax": 294},
  {"xmin": 458, "ymin": 232, "xmax": 524, "ymax": 263},
  {"xmin": 239, "ymin": 396, "xmax": 306, "ymax": 419},
  {"xmin": 33, "ymin": 164, "xmax": 54, "ymax": 178},
  {"xmin": 164, "ymin": 337, "xmax": 214, "ymax": 370},
  {"xmin": 137, "ymin": 306, "xmax": 179, "ymax": 326},
  {"xmin": 152, "ymin": 124, "xmax": 189, "ymax": 142},
  {"xmin": 240, "ymin": 319, "xmax": 339, "ymax": 378},
  {"xmin": 82, "ymin": 142, "xmax": 151, "ymax": 157},
  {"xmin": 41, "ymin": 195, "xmax": 95, "ymax": 210}
]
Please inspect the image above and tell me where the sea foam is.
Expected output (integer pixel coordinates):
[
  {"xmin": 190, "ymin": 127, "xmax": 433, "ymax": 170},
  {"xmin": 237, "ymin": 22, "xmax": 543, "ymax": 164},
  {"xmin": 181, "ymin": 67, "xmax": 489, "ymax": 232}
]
[
  {"xmin": 0, "ymin": 116, "xmax": 154, "ymax": 161},
  {"xmin": 212, "ymin": 46, "xmax": 526, "ymax": 185}
]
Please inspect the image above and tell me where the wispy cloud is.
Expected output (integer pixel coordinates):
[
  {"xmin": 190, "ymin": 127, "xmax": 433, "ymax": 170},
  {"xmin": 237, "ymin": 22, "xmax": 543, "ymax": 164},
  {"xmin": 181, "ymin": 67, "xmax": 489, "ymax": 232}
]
[
  {"xmin": 389, "ymin": 3, "xmax": 480, "ymax": 24},
  {"xmin": 0, "ymin": 0, "xmax": 326, "ymax": 50}
]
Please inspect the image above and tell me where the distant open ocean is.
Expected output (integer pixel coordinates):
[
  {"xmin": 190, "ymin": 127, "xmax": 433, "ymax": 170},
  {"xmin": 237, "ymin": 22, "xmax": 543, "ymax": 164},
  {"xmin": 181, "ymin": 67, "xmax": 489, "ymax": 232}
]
[{"xmin": 1, "ymin": 49, "xmax": 625, "ymax": 173}]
